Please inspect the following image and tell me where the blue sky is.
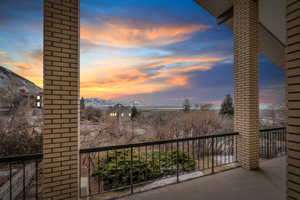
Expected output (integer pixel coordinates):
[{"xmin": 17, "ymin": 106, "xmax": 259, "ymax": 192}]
[{"xmin": 0, "ymin": 0, "xmax": 285, "ymax": 106}]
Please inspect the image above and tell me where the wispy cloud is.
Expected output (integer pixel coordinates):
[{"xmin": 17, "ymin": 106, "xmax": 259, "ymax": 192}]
[
  {"xmin": 80, "ymin": 54, "xmax": 229, "ymax": 98},
  {"xmin": 81, "ymin": 19, "xmax": 209, "ymax": 48}
]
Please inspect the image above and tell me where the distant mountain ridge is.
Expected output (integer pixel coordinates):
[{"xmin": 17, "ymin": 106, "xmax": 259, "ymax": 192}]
[
  {"xmin": 0, "ymin": 66, "xmax": 42, "ymax": 106},
  {"xmin": 84, "ymin": 98, "xmax": 145, "ymax": 107},
  {"xmin": 84, "ymin": 98, "xmax": 117, "ymax": 107}
]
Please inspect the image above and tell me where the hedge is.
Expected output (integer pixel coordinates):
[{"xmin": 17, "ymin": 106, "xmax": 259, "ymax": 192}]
[{"xmin": 93, "ymin": 149, "xmax": 196, "ymax": 190}]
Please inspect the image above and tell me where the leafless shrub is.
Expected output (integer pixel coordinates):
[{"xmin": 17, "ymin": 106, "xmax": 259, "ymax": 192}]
[
  {"xmin": 0, "ymin": 118, "xmax": 42, "ymax": 156},
  {"xmin": 139, "ymin": 110, "xmax": 233, "ymax": 140},
  {"xmin": 81, "ymin": 106, "xmax": 102, "ymax": 122}
]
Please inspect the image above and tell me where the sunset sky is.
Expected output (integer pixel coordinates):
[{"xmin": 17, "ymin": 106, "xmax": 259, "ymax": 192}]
[{"xmin": 0, "ymin": 0, "xmax": 285, "ymax": 106}]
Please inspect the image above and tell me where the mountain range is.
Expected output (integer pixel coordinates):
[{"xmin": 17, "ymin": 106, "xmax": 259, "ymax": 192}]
[{"xmin": 84, "ymin": 98, "xmax": 145, "ymax": 107}]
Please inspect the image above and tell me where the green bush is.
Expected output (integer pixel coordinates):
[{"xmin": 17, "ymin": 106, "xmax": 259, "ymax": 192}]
[{"xmin": 93, "ymin": 149, "xmax": 195, "ymax": 190}]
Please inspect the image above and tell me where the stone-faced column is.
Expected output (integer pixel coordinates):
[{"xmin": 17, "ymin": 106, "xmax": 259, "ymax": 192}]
[
  {"xmin": 43, "ymin": 0, "xmax": 80, "ymax": 199},
  {"xmin": 233, "ymin": 0, "xmax": 259, "ymax": 170},
  {"xmin": 286, "ymin": 0, "xmax": 300, "ymax": 198}
]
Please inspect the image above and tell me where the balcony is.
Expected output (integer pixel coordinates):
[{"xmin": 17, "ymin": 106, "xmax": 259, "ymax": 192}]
[
  {"xmin": 0, "ymin": 128, "xmax": 286, "ymax": 200},
  {"xmin": 126, "ymin": 157, "xmax": 286, "ymax": 200}
]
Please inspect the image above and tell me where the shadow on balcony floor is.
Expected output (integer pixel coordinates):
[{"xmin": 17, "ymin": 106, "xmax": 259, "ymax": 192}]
[{"xmin": 124, "ymin": 157, "xmax": 286, "ymax": 200}]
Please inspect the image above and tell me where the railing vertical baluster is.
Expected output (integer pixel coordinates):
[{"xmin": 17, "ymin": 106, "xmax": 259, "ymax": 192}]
[
  {"xmin": 23, "ymin": 162, "xmax": 26, "ymax": 200},
  {"xmin": 197, "ymin": 139, "xmax": 200, "ymax": 170},
  {"xmin": 279, "ymin": 129, "xmax": 282, "ymax": 154},
  {"xmin": 282, "ymin": 129, "xmax": 284, "ymax": 154},
  {"xmin": 235, "ymin": 135, "xmax": 238, "ymax": 162},
  {"xmin": 36, "ymin": 161, "xmax": 39, "ymax": 200},
  {"xmin": 192, "ymin": 140, "xmax": 195, "ymax": 170},
  {"xmin": 262, "ymin": 132, "xmax": 265, "ymax": 158},
  {"xmin": 275, "ymin": 130, "xmax": 278, "ymax": 156},
  {"xmin": 88, "ymin": 155, "xmax": 91, "ymax": 196},
  {"xmin": 285, "ymin": 128, "xmax": 287, "ymax": 154},
  {"xmin": 233, "ymin": 135, "xmax": 235, "ymax": 161},
  {"xmin": 207, "ymin": 137, "xmax": 209, "ymax": 169},
  {"xmin": 145, "ymin": 146, "xmax": 147, "ymax": 180},
  {"xmin": 277, "ymin": 130, "xmax": 279, "ymax": 155},
  {"xmin": 267, "ymin": 132, "xmax": 270, "ymax": 158},
  {"xmin": 9, "ymin": 163, "xmax": 12, "ymax": 200},
  {"xmin": 79, "ymin": 154, "xmax": 81, "ymax": 197},
  {"xmin": 138, "ymin": 147, "xmax": 141, "ymax": 161},
  {"xmin": 272, "ymin": 132, "xmax": 274, "ymax": 157},
  {"xmin": 266, "ymin": 132, "xmax": 268, "ymax": 157},
  {"xmin": 212, "ymin": 137, "xmax": 214, "ymax": 174},
  {"xmin": 230, "ymin": 136, "xmax": 233, "ymax": 163},
  {"xmin": 268, "ymin": 131, "xmax": 271, "ymax": 158},
  {"xmin": 98, "ymin": 152, "xmax": 100, "ymax": 193},
  {"xmin": 228, "ymin": 136, "xmax": 230, "ymax": 163},
  {"xmin": 152, "ymin": 145, "xmax": 154, "ymax": 167},
  {"xmin": 227, "ymin": 136, "xmax": 229, "ymax": 164},
  {"xmin": 187, "ymin": 141, "xmax": 190, "ymax": 158},
  {"xmin": 145, "ymin": 146, "xmax": 148, "ymax": 161},
  {"xmin": 176, "ymin": 140, "xmax": 179, "ymax": 183},
  {"xmin": 130, "ymin": 147, "xmax": 134, "ymax": 194},
  {"xmin": 159, "ymin": 144, "xmax": 161, "ymax": 173},
  {"xmin": 115, "ymin": 151, "xmax": 118, "ymax": 168},
  {"xmin": 202, "ymin": 138, "xmax": 205, "ymax": 169}
]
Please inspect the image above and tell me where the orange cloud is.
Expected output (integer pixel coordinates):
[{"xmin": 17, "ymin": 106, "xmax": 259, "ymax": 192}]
[
  {"xmin": 2, "ymin": 62, "xmax": 40, "ymax": 70},
  {"xmin": 80, "ymin": 54, "xmax": 230, "ymax": 99},
  {"xmin": 81, "ymin": 20, "xmax": 209, "ymax": 48},
  {"xmin": 167, "ymin": 76, "xmax": 189, "ymax": 86}
]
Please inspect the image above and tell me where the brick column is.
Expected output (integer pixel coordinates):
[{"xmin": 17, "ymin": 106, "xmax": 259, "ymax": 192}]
[
  {"xmin": 43, "ymin": 0, "xmax": 80, "ymax": 199},
  {"xmin": 286, "ymin": 1, "xmax": 300, "ymax": 198},
  {"xmin": 233, "ymin": 0, "xmax": 259, "ymax": 170}
]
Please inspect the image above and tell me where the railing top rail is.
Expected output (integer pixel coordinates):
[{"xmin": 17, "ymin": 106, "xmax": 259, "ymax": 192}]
[
  {"xmin": 0, "ymin": 153, "xmax": 43, "ymax": 163},
  {"xmin": 80, "ymin": 132, "xmax": 239, "ymax": 154},
  {"xmin": 260, "ymin": 127, "xmax": 286, "ymax": 132}
]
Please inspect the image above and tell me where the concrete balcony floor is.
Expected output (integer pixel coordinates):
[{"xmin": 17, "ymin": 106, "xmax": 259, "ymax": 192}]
[{"xmin": 125, "ymin": 157, "xmax": 286, "ymax": 200}]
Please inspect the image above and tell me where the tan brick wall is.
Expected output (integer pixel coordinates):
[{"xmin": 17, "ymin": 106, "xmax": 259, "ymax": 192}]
[
  {"xmin": 43, "ymin": 0, "xmax": 80, "ymax": 199},
  {"xmin": 286, "ymin": 0, "xmax": 300, "ymax": 199},
  {"xmin": 233, "ymin": 0, "xmax": 259, "ymax": 170}
]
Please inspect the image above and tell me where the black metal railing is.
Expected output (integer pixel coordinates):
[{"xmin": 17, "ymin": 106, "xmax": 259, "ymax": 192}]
[
  {"xmin": 0, "ymin": 153, "xmax": 43, "ymax": 200},
  {"xmin": 79, "ymin": 132, "xmax": 239, "ymax": 199},
  {"xmin": 260, "ymin": 127, "xmax": 286, "ymax": 159},
  {"xmin": 0, "ymin": 128, "xmax": 286, "ymax": 199}
]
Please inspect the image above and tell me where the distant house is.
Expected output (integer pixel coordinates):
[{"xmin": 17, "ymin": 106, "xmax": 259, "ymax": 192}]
[
  {"xmin": 18, "ymin": 86, "xmax": 43, "ymax": 109},
  {"xmin": 0, "ymin": 88, "xmax": 42, "ymax": 114},
  {"xmin": 107, "ymin": 104, "xmax": 132, "ymax": 121}
]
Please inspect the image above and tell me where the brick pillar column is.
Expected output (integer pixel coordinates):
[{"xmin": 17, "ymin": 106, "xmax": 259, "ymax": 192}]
[
  {"xmin": 43, "ymin": 0, "xmax": 80, "ymax": 199},
  {"xmin": 233, "ymin": 0, "xmax": 259, "ymax": 170},
  {"xmin": 286, "ymin": 1, "xmax": 300, "ymax": 198}
]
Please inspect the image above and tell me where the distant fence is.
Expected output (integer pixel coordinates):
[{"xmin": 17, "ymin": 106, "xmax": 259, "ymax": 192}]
[{"xmin": 260, "ymin": 127, "xmax": 286, "ymax": 159}]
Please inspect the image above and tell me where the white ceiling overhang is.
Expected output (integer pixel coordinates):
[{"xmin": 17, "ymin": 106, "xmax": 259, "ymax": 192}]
[{"xmin": 194, "ymin": 0, "xmax": 286, "ymax": 69}]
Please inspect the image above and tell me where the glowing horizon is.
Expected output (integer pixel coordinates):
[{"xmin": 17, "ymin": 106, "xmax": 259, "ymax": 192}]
[{"xmin": 0, "ymin": 0, "xmax": 285, "ymax": 106}]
